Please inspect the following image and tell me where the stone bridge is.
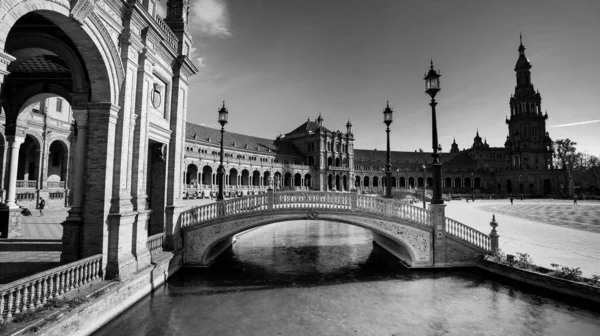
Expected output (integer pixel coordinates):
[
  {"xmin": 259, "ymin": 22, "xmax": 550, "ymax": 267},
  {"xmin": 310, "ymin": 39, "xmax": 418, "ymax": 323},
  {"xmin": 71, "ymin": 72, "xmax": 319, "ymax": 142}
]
[{"xmin": 179, "ymin": 191, "xmax": 498, "ymax": 268}]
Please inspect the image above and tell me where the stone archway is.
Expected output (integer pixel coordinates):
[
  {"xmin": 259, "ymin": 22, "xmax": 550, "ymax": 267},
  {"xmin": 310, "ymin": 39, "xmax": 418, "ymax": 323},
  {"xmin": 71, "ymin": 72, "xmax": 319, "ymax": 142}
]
[
  {"xmin": 183, "ymin": 212, "xmax": 432, "ymax": 268},
  {"xmin": 0, "ymin": 2, "xmax": 128, "ymax": 274}
]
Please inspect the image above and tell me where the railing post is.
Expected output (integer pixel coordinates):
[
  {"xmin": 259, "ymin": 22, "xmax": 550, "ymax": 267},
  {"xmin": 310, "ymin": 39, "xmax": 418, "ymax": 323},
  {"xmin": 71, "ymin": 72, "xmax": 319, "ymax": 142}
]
[
  {"xmin": 489, "ymin": 214, "xmax": 499, "ymax": 252},
  {"xmin": 267, "ymin": 189, "xmax": 274, "ymax": 210},
  {"xmin": 430, "ymin": 203, "xmax": 447, "ymax": 266},
  {"xmin": 350, "ymin": 190, "xmax": 357, "ymax": 210}
]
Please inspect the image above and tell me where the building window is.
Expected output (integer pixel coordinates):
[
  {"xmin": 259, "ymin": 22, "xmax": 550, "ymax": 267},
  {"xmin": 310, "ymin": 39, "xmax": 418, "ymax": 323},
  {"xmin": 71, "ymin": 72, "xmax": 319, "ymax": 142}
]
[
  {"xmin": 52, "ymin": 152, "xmax": 61, "ymax": 166},
  {"xmin": 56, "ymin": 99, "xmax": 63, "ymax": 112}
]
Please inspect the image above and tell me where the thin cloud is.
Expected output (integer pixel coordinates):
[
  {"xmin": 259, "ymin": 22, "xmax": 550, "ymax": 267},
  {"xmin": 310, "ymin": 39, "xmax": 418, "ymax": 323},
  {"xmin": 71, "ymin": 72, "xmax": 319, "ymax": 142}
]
[
  {"xmin": 192, "ymin": 0, "xmax": 232, "ymax": 37},
  {"xmin": 549, "ymin": 120, "xmax": 600, "ymax": 128}
]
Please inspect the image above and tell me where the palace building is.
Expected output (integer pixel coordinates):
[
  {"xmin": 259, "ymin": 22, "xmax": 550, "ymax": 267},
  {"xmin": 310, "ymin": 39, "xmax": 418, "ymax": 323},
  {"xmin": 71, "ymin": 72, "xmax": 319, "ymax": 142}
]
[{"xmin": 181, "ymin": 37, "xmax": 564, "ymax": 198}]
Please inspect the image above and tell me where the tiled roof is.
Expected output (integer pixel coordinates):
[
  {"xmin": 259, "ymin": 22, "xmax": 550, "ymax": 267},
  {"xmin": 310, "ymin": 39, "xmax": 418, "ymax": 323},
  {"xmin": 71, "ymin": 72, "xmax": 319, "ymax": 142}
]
[
  {"xmin": 186, "ymin": 122, "xmax": 304, "ymax": 157},
  {"xmin": 354, "ymin": 149, "xmax": 468, "ymax": 165},
  {"xmin": 285, "ymin": 120, "xmax": 330, "ymax": 137}
]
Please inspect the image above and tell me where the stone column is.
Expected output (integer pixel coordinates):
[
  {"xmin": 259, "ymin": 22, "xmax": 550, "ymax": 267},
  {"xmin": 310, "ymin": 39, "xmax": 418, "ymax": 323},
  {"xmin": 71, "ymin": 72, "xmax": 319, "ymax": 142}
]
[
  {"xmin": 430, "ymin": 204, "xmax": 447, "ymax": 266},
  {"xmin": 0, "ymin": 132, "xmax": 25, "ymax": 238},
  {"xmin": 62, "ymin": 109, "xmax": 88, "ymax": 262},
  {"xmin": 0, "ymin": 140, "xmax": 7, "ymax": 193},
  {"xmin": 81, "ymin": 102, "xmax": 122, "ymax": 277},
  {"xmin": 3, "ymin": 134, "xmax": 24, "ymax": 208}
]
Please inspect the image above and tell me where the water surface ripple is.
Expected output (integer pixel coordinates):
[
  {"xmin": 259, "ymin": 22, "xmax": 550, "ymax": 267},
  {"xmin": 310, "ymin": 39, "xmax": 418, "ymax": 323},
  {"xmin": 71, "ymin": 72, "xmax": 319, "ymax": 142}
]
[{"xmin": 95, "ymin": 220, "xmax": 600, "ymax": 336}]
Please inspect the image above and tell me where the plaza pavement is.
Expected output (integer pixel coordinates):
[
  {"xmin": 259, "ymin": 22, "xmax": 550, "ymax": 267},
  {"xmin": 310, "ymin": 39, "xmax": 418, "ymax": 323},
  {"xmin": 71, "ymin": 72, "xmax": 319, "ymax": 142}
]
[
  {"xmin": 444, "ymin": 199, "xmax": 600, "ymax": 277},
  {"xmin": 3, "ymin": 197, "xmax": 598, "ymax": 283}
]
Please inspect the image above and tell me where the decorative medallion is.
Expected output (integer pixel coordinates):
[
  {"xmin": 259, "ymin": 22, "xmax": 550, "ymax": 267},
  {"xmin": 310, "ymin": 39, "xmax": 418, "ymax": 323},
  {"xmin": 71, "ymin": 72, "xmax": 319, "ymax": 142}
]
[
  {"xmin": 151, "ymin": 83, "xmax": 162, "ymax": 109},
  {"xmin": 307, "ymin": 209, "xmax": 318, "ymax": 220}
]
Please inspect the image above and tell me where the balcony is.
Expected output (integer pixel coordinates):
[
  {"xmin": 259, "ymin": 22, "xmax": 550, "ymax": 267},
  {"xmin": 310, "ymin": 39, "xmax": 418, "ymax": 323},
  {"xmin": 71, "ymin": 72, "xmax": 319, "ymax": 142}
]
[
  {"xmin": 47, "ymin": 181, "xmax": 66, "ymax": 189},
  {"xmin": 16, "ymin": 180, "xmax": 38, "ymax": 189}
]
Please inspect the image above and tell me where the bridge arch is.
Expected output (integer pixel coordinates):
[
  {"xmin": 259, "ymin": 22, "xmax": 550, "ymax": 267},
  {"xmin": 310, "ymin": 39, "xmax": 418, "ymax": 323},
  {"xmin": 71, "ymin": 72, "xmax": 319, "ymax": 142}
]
[{"xmin": 184, "ymin": 211, "xmax": 431, "ymax": 268}]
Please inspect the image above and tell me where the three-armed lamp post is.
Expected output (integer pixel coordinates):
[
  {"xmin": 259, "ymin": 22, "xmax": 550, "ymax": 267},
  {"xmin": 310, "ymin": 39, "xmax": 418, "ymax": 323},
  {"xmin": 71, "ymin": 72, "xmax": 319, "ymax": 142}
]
[
  {"xmin": 424, "ymin": 60, "xmax": 443, "ymax": 205},
  {"xmin": 422, "ymin": 163, "xmax": 427, "ymax": 209},
  {"xmin": 383, "ymin": 102, "xmax": 394, "ymax": 199},
  {"xmin": 216, "ymin": 101, "xmax": 229, "ymax": 201}
]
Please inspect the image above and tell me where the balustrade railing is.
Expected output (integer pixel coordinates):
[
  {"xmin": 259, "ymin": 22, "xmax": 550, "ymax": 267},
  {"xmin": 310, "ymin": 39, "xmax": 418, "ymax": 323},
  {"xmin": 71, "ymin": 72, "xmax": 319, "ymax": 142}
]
[
  {"xmin": 356, "ymin": 195, "xmax": 431, "ymax": 227},
  {"xmin": 16, "ymin": 180, "xmax": 38, "ymax": 189},
  {"xmin": 179, "ymin": 191, "xmax": 433, "ymax": 229},
  {"xmin": 154, "ymin": 14, "xmax": 179, "ymax": 50},
  {"xmin": 445, "ymin": 217, "xmax": 491, "ymax": 251},
  {"xmin": 274, "ymin": 191, "xmax": 351, "ymax": 210},
  {"xmin": 47, "ymin": 181, "xmax": 66, "ymax": 189},
  {"xmin": 146, "ymin": 233, "xmax": 165, "ymax": 254},
  {"xmin": 0, "ymin": 255, "xmax": 102, "ymax": 323}
]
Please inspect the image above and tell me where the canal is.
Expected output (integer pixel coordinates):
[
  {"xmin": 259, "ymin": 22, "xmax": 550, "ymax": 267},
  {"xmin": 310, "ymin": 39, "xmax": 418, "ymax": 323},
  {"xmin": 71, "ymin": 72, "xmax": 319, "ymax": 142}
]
[{"xmin": 95, "ymin": 220, "xmax": 600, "ymax": 336}]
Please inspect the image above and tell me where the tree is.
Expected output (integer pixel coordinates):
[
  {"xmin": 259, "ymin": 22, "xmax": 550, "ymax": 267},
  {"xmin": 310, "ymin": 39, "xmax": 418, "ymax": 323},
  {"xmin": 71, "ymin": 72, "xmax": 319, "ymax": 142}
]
[{"xmin": 553, "ymin": 139, "xmax": 579, "ymax": 197}]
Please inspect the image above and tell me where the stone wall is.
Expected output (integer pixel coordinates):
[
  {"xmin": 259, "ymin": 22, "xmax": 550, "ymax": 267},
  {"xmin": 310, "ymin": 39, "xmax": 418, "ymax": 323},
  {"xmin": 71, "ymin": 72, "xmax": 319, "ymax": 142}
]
[
  {"xmin": 33, "ymin": 251, "xmax": 182, "ymax": 336},
  {"xmin": 444, "ymin": 235, "xmax": 485, "ymax": 266}
]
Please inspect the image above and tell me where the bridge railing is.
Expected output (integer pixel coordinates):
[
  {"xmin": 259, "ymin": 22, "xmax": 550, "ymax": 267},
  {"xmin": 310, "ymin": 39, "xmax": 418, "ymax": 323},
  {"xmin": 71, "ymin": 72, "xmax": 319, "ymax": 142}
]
[
  {"xmin": 180, "ymin": 191, "xmax": 433, "ymax": 229},
  {"xmin": 0, "ymin": 254, "xmax": 102, "ymax": 323},
  {"xmin": 445, "ymin": 217, "xmax": 491, "ymax": 251},
  {"xmin": 180, "ymin": 194, "xmax": 270, "ymax": 228},
  {"xmin": 356, "ymin": 195, "xmax": 431, "ymax": 227},
  {"xmin": 274, "ymin": 192, "xmax": 351, "ymax": 209}
]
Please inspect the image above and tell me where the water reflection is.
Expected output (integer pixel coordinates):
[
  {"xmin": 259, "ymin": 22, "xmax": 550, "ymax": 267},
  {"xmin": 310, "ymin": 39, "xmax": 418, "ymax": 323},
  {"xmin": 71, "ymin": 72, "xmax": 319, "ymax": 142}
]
[{"xmin": 95, "ymin": 220, "xmax": 600, "ymax": 336}]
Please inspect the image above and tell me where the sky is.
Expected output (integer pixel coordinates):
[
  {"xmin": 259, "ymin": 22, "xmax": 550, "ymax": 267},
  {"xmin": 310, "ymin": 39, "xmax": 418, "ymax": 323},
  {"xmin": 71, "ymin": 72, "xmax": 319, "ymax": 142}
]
[{"xmin": 168, "ymin": 0, "xmax": 600, "ymax": 155}]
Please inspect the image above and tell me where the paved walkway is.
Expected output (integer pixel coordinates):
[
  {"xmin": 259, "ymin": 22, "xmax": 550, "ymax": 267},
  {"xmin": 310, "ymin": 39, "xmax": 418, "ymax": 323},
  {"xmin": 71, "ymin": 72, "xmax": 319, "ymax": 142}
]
[{"xmin": 444, "ymin": 199, "xmax": 600, "ymax": 277}]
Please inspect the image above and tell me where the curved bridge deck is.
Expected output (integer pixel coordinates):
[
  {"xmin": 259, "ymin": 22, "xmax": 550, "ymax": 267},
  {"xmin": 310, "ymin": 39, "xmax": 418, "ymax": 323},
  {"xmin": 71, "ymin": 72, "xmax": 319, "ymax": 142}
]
[{"xmin": 178, "ymin": 192, "xmax": 495, "ymax": 268}]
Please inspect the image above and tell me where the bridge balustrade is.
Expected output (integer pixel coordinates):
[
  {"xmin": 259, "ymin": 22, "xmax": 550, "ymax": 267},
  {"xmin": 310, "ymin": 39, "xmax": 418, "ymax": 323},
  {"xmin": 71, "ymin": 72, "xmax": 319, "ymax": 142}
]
[
  {"xmin": 356, "ymin": 195, "xmax": 431, "ymax": 227},
  {"xmin": 445, "ymin": 217, "xmax": 491, "ymax": 251},
  {"xmin": 179, "ymin": 191, "xmax": 435, "ymax": 229},
  {"xmin": 274, "ymin": 192, "xmax": 351, "ymax": 210}
]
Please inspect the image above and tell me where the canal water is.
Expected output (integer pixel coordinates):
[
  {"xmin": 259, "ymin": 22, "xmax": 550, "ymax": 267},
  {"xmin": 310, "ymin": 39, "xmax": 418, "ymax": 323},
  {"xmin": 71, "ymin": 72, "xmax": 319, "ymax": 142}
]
[{"xmin": 95, "ymin": 221, "xmax": 600, "ymax": 336}]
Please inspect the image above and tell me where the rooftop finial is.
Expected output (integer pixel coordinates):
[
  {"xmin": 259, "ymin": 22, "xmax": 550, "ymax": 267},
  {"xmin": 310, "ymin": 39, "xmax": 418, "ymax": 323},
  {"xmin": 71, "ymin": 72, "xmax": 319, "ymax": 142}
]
[
  {"xmin": 520, "ymin": 31, "xmax": 522, "ymax": 45},
  {"xmin": 430, "ymin": 59, "xmax": 434, "ymax": 69},
  {"xmin": 222, "ymin": 100, "xmax": 226, "ymax": 108},
  {"xmin": 386, "ymin": 100, "xmax": 390, "ymax": 108}
]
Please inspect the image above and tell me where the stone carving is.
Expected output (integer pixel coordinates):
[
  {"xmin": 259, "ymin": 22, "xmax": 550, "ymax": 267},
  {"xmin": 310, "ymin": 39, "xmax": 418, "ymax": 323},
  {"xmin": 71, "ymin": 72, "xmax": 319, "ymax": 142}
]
[
  {"xmin": 71, "ymin": 0, "xmax": 97, "ymax": 25},
  {"xmin": 88, "ymin": 13, "xmax": 125, "ymax": 86},
  {"xmin": 151, "ymin": 83, "xmax": 162, "ymax": 109},
  {"xmin": 97, "ymin": 0, "xmax": 121, "ymax": 24},
  {"xmin": 307, "ymin": 209, "xmax": 318, "ymax": 220}
]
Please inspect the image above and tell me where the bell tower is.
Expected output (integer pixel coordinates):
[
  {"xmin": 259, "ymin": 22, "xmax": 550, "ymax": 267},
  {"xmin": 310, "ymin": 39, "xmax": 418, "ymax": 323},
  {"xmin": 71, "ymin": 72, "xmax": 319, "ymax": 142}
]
[
  {"xmin": 165, "ymin": 0, "xmax": 193, "ymax": 57},
  {"xmin": 505, "ymin": 35, "xmax": 553, "ymax": 170}
]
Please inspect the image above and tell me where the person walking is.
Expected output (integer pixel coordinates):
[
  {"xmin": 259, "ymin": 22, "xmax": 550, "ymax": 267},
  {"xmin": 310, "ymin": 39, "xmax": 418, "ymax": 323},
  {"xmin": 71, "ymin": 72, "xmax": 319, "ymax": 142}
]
[
  {"xmin": 510, "ymin": 197, "xmax": 514, "ymax": 205},
  {"xmin": 574, "ymin": 196, "xmax": 578, "ymax": 205},
  {"xmin": 38, "ymin": 197, "xmax": 45, "ymax": 216}
]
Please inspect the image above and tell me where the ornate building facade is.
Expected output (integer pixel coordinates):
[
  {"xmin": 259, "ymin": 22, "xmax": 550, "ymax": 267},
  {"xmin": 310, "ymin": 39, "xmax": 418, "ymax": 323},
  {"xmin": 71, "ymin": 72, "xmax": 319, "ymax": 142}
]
[
  {"xmin": 182, "ymin": 38, "xmax": 564, "ymax": 198},
  {"xmin": 0, "ymin": 0, "xmax": 198, "ymax": 280}
]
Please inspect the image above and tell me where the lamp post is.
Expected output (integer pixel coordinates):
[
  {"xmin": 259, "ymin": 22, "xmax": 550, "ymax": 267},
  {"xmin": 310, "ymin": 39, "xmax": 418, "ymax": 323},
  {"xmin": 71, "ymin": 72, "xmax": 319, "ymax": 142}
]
[
  {"xmin": 422, "ymin": 163, "xmax": 427, "ymax": 209},
  {"xmin": 383, "ymin": 102, "xmax": 393, "ymax": 199},
  {"xmin": 424, "ymin": 60, "xmax": 443, "ymax": 205},
  {"xmin": 216, "ymin": 101, "xmax": 229, "ymax": 201}
]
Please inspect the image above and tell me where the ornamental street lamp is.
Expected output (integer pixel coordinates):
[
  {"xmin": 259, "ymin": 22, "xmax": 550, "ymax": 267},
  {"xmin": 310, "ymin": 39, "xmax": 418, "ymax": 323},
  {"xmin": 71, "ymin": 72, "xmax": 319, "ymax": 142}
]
[
  {"xmin": 422, "ymin": 163, "xmax": 427, "ymax": 209},
  {"xmin": 383, "ymin": 102, "xmax": 393, "ymax": 199},
  {"xmin": 424, "ymin": 60, "xmax": 443, "ymax": 205},
  {"xmin": 216, "ymin": 101, "xmax": 229, "ymax": 201}
]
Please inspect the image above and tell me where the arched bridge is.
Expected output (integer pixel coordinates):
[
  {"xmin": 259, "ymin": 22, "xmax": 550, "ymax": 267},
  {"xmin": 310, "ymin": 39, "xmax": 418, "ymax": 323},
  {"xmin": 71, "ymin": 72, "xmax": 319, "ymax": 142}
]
[{"xmin": 179, "ymin": 192, "xmax": 497, "ymax": 268}]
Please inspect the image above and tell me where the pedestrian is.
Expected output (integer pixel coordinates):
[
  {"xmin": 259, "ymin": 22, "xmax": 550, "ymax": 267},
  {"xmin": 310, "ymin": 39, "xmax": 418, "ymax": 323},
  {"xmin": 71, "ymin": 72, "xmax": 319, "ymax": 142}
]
[
  {"xmin": 510, "ymin": 197, "xmax": 513, "ymax": 205},
  {"xmin": 38, "ymin": 197, "xmax": 45, "ymax": 216},
  {"xmin": 574, "ymin": 196, "xmax": 578, "ymax": 205}
]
